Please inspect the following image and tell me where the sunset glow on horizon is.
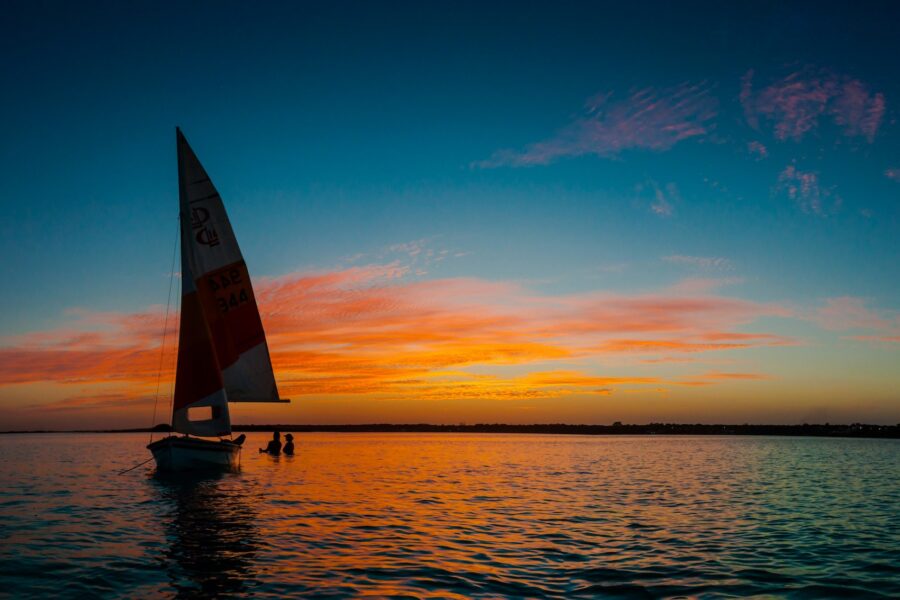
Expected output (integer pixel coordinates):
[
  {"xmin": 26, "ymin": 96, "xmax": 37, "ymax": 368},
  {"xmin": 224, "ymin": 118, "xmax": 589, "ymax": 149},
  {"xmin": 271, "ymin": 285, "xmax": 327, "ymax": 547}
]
[
  {"xmin": 3, "ymin": 254, "xmax": 897, "ymax": 429},
  {"xmin": 1, "ymin": 2, "xmax": 898, "ymax": 429}
]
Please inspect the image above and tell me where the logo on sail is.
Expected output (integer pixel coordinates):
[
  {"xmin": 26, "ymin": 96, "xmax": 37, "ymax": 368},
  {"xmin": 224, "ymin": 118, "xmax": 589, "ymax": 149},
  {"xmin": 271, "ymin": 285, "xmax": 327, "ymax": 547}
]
[
  {"xmin": 191, "ymin": 206, "xmax": 220, "ymax": 247},
  {"xmin": 190, "ymin": 207, "xmax": 210, "ymax": 229}
]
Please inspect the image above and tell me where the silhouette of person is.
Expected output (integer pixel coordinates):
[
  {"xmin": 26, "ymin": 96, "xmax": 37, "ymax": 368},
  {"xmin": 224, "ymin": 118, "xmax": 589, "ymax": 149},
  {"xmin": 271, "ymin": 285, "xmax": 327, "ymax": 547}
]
[
  {"xmin": 283, "ymin": 434, "xmax": 294, "ymax": 456},
  {"xmin": 259, "ymin": 431, "xmax": 281, "ymax": 455}
]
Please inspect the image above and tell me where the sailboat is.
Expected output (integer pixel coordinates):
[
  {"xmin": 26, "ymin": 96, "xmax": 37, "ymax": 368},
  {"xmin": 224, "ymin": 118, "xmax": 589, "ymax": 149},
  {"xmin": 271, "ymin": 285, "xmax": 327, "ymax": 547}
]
[{"xmin": 148, "ymin": 128, "xmax": 288, "ymax": 471}]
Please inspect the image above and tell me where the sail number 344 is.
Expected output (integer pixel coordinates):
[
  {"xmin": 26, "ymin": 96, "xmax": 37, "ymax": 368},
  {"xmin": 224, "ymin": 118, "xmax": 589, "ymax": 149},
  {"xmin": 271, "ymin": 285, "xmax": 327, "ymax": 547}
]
[{"xmin": 207, "ymin": 268, "xmax": 251, "ymax": 313}]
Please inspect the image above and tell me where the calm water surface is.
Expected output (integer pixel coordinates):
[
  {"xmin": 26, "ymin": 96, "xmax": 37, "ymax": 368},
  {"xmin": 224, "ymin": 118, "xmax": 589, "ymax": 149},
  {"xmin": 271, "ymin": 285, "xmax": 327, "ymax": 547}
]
[{"xmin": 0, "ymin": 433, "xmax": 898, "ymax": 598}]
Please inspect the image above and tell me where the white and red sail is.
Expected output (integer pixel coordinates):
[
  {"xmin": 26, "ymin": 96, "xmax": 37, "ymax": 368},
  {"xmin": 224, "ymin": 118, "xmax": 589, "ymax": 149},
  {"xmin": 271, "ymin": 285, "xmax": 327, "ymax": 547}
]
[{"xmin": 172, "ymin": 128, "xmax": 284, "ymax": 437}]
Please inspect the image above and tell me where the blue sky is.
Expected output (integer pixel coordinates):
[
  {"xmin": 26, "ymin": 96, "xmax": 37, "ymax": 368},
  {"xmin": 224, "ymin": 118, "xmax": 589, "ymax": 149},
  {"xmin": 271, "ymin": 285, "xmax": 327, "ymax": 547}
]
[{"xmin": 1, "ymin": 2, "xmax": 898, "ymax": 427}]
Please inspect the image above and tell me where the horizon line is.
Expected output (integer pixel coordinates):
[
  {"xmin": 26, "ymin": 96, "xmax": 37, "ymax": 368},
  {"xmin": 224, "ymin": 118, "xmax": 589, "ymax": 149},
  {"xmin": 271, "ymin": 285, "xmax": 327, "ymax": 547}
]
[{"xmin": 2, "ymin": 422, "xmax": 897, "ymax": 438}]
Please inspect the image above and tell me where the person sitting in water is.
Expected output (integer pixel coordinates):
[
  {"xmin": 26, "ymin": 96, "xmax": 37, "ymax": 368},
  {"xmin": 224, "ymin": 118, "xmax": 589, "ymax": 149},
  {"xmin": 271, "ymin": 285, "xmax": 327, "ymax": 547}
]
[
  {"xmin": 259, "ymin": 431, "xmax": 282, "ymax": 455},
  {"xmin": 283, "ymin": 433, "xmax": 295, "ymax": 456}
]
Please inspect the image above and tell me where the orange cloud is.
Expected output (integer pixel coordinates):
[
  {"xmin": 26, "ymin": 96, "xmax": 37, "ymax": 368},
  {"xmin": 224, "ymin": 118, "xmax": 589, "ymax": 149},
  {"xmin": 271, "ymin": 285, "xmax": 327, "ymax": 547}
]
[
  {"xmin": 32, "ymin": 391, "xmax": 156, "ymax": 413},
  {"xmin": 595, "ymin": 339, "xmax": 749, "ymax": 353},
  {"xmin": 519, "ymin": 370, "xmax": 658, "ymax": 387},
  {"xmin": 1, "ymin": 263, "xmax": 790, "ymax": 421},
  {"xmin": 700, "ymin": 371, "xmax": 770, "ymax": 381},
  {"xmin": 676, "ymin": 371, "xmax": 770, "ymax": 387}
]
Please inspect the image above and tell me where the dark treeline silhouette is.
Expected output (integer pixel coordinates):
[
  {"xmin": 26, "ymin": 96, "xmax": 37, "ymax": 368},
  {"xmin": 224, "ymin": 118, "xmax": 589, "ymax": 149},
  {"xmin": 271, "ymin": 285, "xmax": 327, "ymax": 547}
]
[
  {"xmin": 4, "ymin": 422, "xmax": 898, "ymax": 438},
  {"xmin": 234, "ymin": 423, "xmax": 900, "ymax": 438}
]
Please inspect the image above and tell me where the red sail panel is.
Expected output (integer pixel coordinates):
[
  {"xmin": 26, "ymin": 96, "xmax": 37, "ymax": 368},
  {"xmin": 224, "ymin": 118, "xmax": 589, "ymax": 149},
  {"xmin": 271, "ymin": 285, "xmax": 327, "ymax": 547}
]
[
  {"xmin": 172, "ymin": 290, "xmax": 223, "ymax": 412},
  {"xmin": 195, "ymin": 261, "xmax": 267, "ymax": 370},
  {"xmin": 171, "ymin": 239, "xmax": 232, "ymax": 436}
]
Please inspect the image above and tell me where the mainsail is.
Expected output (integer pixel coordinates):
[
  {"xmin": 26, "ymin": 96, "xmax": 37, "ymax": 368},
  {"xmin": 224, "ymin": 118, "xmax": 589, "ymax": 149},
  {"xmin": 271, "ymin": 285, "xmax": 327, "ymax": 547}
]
[{"xmin": 172, "ymin": 128, "xmax": 284, "ymax": 437}]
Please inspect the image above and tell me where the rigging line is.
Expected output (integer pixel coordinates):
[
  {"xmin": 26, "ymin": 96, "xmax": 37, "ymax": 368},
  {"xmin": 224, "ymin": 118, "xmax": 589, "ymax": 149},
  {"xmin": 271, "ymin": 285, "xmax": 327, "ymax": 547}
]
[
  {"xmin": 149, "ymin": 218, "xmax": 180, "ymax": 444},
  {"xmin": 117, "ymin": 456, "xmax": 155, "ymax": 475},
  {"xmin": 167, "ymin": 269, "xmax": 181, "ymax": 423}
]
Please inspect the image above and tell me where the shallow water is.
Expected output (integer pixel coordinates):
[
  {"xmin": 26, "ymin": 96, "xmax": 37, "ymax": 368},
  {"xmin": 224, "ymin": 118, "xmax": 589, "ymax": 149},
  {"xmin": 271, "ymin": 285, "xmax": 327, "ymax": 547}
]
[{"xmin": 0, "ymin": 433, "xmax": 898, "ymax": 598}]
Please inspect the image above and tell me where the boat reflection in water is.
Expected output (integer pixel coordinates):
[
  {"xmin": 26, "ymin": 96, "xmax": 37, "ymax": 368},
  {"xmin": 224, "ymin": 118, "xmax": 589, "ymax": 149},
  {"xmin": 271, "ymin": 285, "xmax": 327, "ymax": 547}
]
[{"xmin": 151, "ymin": 471, "xmax": 260, "ymax": 597}]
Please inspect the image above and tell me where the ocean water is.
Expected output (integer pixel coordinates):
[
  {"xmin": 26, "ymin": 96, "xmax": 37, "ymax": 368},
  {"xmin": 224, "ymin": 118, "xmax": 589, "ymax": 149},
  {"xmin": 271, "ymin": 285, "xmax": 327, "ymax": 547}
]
[{"xmin": 0, "ymin": 433, "xmax": 898, "ymax": 598}]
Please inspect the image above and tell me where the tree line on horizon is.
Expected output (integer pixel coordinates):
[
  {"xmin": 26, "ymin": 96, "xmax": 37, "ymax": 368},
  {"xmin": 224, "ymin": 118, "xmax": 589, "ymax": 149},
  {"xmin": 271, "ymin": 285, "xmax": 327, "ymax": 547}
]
[{"xmin": 3, "ymin": 422, "xmax": 897, "ymax": 438}]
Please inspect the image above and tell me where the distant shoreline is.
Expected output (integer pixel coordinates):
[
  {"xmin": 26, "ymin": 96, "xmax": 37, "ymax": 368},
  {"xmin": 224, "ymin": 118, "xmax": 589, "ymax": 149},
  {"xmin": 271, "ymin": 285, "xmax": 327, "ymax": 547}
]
[{"xmin": 2, "ymin": 423, "xmax": 898, "ymax": 438}]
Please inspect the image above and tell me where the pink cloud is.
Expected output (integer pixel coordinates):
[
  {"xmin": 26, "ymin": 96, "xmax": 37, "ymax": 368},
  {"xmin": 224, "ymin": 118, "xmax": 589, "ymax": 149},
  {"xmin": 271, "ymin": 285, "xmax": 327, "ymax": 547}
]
[
  {"xmin": 847, "ymin": 335, "xmax": 900, "ymax": 344},
  {"xmin": 747, "ymin": 141, "xmax": 768, "ymax": 159},
  {"xmin": 478, "ymin": 83, "xmax": 718, "ymax": 167},
  {"xmin": 885, "ymin": 168, "xmax": 900, "ymax": 181},
  {"xmin": 807, "ymin": 297, "xmax": 900, "ymax": 347},
  {"xmin": 741, "ymin": 68, "xmax": 886, "ymax": 142},
  {"xmin": 810, "ymin": 297, "xmax": 898, "ymax": 332},
  {"xmin": 774, "ymin": 165, "xmax": 841, "ymax": 216}
]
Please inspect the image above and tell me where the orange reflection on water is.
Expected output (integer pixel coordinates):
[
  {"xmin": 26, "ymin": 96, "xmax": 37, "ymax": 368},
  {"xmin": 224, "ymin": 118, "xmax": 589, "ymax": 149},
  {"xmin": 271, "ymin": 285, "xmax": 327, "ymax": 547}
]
[
  {"xmin": 2, "ymin": 433, "xmax": 897, "ymax": 596},
  {"xmin": 218, "ymin": 433, "xmax": 774, "ymax": 596}
]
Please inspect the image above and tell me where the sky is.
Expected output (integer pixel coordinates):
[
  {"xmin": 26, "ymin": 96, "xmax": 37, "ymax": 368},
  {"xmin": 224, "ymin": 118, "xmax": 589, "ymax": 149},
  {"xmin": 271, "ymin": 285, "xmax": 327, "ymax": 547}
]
[{"xmin": 1, "ymin": 1, "xmax": 898, "ymax": 430}]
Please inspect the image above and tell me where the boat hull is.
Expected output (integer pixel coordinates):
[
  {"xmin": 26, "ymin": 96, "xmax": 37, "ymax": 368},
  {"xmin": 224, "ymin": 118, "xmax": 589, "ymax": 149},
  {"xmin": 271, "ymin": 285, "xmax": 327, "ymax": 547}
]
[{"xmin": 147, "ymin": 436, "xmax": 241, "ymax": 472}]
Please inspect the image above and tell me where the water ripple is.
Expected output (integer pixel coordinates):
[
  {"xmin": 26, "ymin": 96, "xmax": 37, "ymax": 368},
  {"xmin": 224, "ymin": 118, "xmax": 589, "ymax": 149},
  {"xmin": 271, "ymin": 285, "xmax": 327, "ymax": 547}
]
[{"xmin": 1, "ymin": 433, "xmax": 898, "ymax": 598}]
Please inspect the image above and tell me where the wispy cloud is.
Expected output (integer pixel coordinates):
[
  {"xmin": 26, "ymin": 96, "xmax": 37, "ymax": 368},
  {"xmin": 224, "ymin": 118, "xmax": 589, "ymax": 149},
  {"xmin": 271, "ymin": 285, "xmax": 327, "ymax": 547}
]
[
  {"xmin": 741, "ymin": 68, "xmax": 886, "ymax": 142},
  {"xmin": 700, "ymin": 371, "xmax": 770, "ymax": 380},
  {"xmin": 0, "ymin": 264, "xmax": 793, "ymax": 413},
  {"xmin": 885, "ymin": 168, "xmax": 900, "ymax": 182},
  {"xmin": 651, "ymin": 187, "xmax": 675, "ymax": 216},
  {"xmin": 677, "ymin": 371, "xmax": 770, "ymax": 386},
  {"xmin": 774, "ymin": 164, "xmax": 841, "ymax": 216},
  {"xmin": 381, "ymin": 238, "xmax": 461, "ymax": 276},
  {"xmin": 637, "ymin": 180, "xmax": 680, "ymax": 217},
  {"xmin": 747, "ymin": 141, "xmax": 768, "ymax": 159},
  {"xmin": 665, "ymin": 277, "xmax": 743, "ymax": 295},
  {"xmin": 809, "ymin": 296, "xmax": 899, "ymax": 332},
  {"xmin": 662, "ymin": 255, "xmax": 733, "ymax": 271},
  {"xmin": 847, "ymin": 335, "xmax": 900, "ymax": 344},
  {"xmin": 806, "ymin": 297, "xmax": 900, "ymax": 346},
  {"xmin": 477, "ymin": 83, "xmax": 718, "ymax": 168},
  {"xmin": 594, "ymin": 336, "xmax": 790, "ymax": 354},
  {"xmin": 30, "ymin": 392, "xmax": 155, "ymax": 413},
  {"xmin": 389, "ymin": 239, "xmax": 427, "ymax": 258}
]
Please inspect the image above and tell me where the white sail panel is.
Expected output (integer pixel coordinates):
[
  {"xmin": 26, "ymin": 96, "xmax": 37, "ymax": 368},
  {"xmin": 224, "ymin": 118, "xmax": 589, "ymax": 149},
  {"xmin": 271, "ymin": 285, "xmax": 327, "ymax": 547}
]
[
  {"xmin": 172, "ymin": 389, "xmax": 231, "ymax": 437},
  {"xmin": 221, "ymin": 344, "xmax": 281, "ymax": 402},
  {"xmin": 178, "ymin": 135, "xmax": 243, "ymax": 277}
]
